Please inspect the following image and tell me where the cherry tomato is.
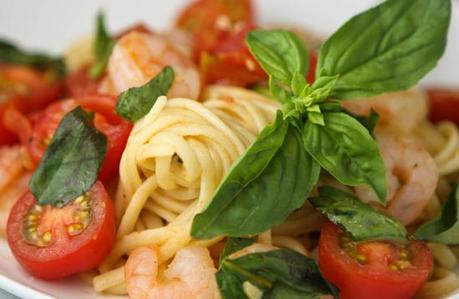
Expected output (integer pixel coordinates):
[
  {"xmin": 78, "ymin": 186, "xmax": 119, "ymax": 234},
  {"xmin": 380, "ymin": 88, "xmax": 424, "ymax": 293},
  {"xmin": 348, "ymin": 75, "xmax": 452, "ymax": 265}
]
[
  {"xmin": 0, "ymin": 65, "xmax": 62, "ymax": 145},
  {"xmin": 307, "ymin": 51, "xmax": 318, "ymax": 84},
  {"xmin": 176, "ymin": 0, "xmax": 253, "ymax": 60},
  {"xmin": 27, "ymin": 96, "xmax": 131, "ymax": 182},
  {"xmin": 64, "ymin": 65, "xmax": 101, "ymax": 97},
  {"xmin": 427, "ymin": 88, "xmax": 459, "ymax": 125},
  {"xmin": 7, "ymin": 181, "xmax": 115, "ymax": 280},
  {"xmin": 319, "ymin": 222, "xmax": 433, "ymax": 299}
]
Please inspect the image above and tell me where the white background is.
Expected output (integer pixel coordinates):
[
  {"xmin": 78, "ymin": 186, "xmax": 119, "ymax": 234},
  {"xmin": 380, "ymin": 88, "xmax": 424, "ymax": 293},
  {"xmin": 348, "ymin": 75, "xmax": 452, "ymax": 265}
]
[{"xmin": 0, "ymin": 0, "xmax": 458, "ymax": 86}]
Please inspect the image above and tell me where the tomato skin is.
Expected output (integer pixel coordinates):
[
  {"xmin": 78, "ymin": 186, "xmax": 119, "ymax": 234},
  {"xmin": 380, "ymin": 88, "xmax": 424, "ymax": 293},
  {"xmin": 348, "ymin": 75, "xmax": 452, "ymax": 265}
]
[
  {"xmin": 7, "ymin": 181, "xmax": 116, "ymax": 280},
  {"xmin": 319, "ymin": 222, "xmax": 433, "ymax": 299},
  {"xmin": 26, "ymin": 96, "xmax": 132, "ymax": 182},
  {"xmin": 0, "ymin": 65, "xmax": 62, "ymax": 145},
  {"xmin": 427, "ymin": 88, "xmax": 459, "ymax": 125},
  {"xmin": 307, "ymin": 51, "xmax": 318, "ymax": 84},
  {"xmin": 64, "ymin": 65, "xmax": 101, "ymax": 97}
]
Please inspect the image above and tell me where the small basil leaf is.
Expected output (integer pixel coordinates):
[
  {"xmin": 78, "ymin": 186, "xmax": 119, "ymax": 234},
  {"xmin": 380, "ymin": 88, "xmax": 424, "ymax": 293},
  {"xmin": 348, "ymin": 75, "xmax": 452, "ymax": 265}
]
[
  {"xmin": 291, "ymin": 72, "xmax": 307, "ymax": 97},
  {"xmin": 29, "ymin": 107, "xmax": 107, "ymax": 206},
  {"xmin": 262, "ymin": 283, "xmax": 320, "ymax": 299},
  {"xmin": 316, "ymin": 0, "xmax": 451, "ymax": 99},
  {"xmin": 269, "ymin": 76, "xmax": 290, "ymax": 103},
  {"xmin": 415, "ymin": 185, "xmax": 459, "ymax": 244},
  {"xmin": 216, "ymin": 268, "xmax": 249, "ymax": 299},
  {"xmin": 218, "ymin": 249, "xmax": 338, "ymax": 299},
  {"xmin": 310, "ymin": 186, "xmax": 407, "ymax": 242},
  {"xmin": 89, "ymin": 12, "xmax": 115, "ymax": 79},
  {"xmin": 247, "ymin": 29, "xmax": 309, "ymax": 85},
  {"xmin": 303, "ymin": 112, "xmax": 387, "ymax": 202},
  {"xmin": 0, "ymin": 39, "xmax": 66, "ymax": 76},
  {"xmin": 116, "ymin": 66, "xmax": 174, "ymax": 122},
  {"xmin": 220, "ymin": 237, "xmax": 256, "ymax": 264},
  {"xmin": 191, "ymin": 113, "xmax": 320, "ymax": 238}
]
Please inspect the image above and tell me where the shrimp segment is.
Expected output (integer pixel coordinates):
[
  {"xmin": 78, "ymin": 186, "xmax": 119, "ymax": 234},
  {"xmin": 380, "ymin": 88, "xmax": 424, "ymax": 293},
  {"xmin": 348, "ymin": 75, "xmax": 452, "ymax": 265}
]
[
  {"xmin": 343, "ymin": 89, "xmax": 428, "ymax": 134},
  {"xmin": 0, "ymin": 145, "xmax": 24, "ymax": 192},
  {"xmin": 125, "ymin": 246, "xmax": 220, "ymax": 299},
  {"xmin": 355, "ymin": 132, "xmax": 438, "ymax": 225},
  {"xmin": 107, "ymin": 32, "xmax": 200, "ymax": 99}
]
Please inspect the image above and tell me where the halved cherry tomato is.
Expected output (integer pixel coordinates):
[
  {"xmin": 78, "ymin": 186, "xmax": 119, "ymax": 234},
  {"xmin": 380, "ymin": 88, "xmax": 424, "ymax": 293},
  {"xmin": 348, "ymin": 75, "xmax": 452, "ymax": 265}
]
[
  {"xmin": 0, "ymin": 65, "xmax": 62, "ymax": 145},
  {"xmin": 26, "ymin": 96, "xmax": 131, "ymax": 182},
  {"xmin": 319, "ymin": 221, "xmax": 433, "ymax": 299},
  {"xmin": 427, "ymin": 88, "xmax": 459, "ymax": 125},
  {"xmin": 7, "ymin": 181, "xmax": 115, "ymax": 280},
  {"xmin": 64, "ymin": 65, "xmax": 101, "ymax": 97}
]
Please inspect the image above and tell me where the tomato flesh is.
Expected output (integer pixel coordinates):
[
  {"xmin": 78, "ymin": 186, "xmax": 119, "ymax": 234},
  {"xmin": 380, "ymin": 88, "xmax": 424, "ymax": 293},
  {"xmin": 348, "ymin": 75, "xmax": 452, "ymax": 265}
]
[
  {"xmin": 26, "ymin": 96, "xmax": 131, "ymax": 182},
  {"xmin": 7, "ymin": 181, "xmax": 116, "ymax": 280},
  {"xmin": 319, "ymin": 222, "xmax": 433, "ymax": 299},
  {"xmin": 427, "ymin": 88, "xmax": 459, "ymax": 125}
]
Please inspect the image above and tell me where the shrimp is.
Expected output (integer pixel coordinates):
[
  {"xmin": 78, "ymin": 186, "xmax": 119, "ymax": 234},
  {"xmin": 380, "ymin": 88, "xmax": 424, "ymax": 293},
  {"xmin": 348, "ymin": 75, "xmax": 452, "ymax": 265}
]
[
  {"xmin": 125, "ymin": 246, "xmax": 220, "ymax": 299},
  {"xmin": 106, "ymin": 31, "xmax": 200, "ymax": 99},
  {"xmin": 343, "ymin": 89, "xmax": 428, "ymax": 134},
  {"xmin": 355, "ymin": 131, "xmax": 438, "ymax": 225}
]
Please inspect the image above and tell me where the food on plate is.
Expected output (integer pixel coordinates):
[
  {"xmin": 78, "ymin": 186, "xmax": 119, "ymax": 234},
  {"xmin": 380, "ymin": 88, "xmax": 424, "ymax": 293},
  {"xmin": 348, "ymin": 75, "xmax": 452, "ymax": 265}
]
[{"xmin": 0, "ymin": 0, "xmax": 458, "ymax": 298}]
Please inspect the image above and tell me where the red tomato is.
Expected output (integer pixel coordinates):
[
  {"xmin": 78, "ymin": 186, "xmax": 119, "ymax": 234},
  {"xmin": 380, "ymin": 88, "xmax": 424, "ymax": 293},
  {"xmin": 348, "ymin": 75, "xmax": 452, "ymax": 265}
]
[
  {"xmin": 176, "ymin": 0, "xmax": 253, "ymax": 60},
  {"xmin": 319, "ymin": 222, "xmax": 433, "ymax": 299},
  {"xmin": 27, "ymin": 96, "xmax": 131, "ymax": 182},
  {"xmin": 7, "ymin": 181, "xmax": 115, "ymax": 280},
  {"xmin": 0, "ymin": 65, "xmax": 62, "ymax": 145},
  {"xmin": 427, "ymin": 88, "xmax": 459, "ymax": 125},
  {"xmin": 307, "ymin": 51, "xmax": 318, "ymax": 84},
  {"xmin": 64, "ymin": 65, "xmax": 101, "ymax": 97}
]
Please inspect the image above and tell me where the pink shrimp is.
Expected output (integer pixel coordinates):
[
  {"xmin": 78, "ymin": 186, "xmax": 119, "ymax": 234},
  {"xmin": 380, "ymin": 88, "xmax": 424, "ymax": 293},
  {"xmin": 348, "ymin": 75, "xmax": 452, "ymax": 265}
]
[
  {"xmin": 125, "ymin": 246, "xmax": 220, "ymax": 299},
  {"xmin": 105, "ymin": 31, "xmax": 200, "ymax": 99}
]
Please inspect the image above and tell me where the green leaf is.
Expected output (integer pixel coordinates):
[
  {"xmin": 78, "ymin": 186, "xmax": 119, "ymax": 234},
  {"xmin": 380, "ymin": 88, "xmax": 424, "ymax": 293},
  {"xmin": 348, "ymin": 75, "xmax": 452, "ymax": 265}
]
[
  {"xmin": 263, "ymin": 283, "xmax": 324, "ymax": 299},
  {"xmin": 0, "ymin": 39, "xmax": 66, "ymax": 76},
  {"xmin": 415, "ymin": 185, "xmax": 459, "ymax": 244},
  {"xmin": 303, "ymin": 112, "xmax": 387, "ymax": 202},
  {"xmin": 310, "ymin": 187, "xmax": 407, "ymax": 242},
  {"xmin": 116, "ymin": 66, "xmax": 174, "ymax": 122},
  {"xmin": 269, "ymin": 77, "xmax": 290, "ymax": 103},
  {"xmin": 316, "ymin": 0, "xmax": 451, "ymax": 99},
  {"xmin": 247, "ymin": 29, "xmax": 309, "ymax": 85},
  {"xmin": 191, "ymin": 113, "xmax": 320, "ymax": 239},
  {"xmin": 29, "ymin": 107, "xmax": 107, "ymax": 206},
  {"xmin": 220, "ymin": 237, "xmax": 256, "ymax": 264},
  {"xmin": 349, "ymin": 109, "xmax": 379, "ymax": 135},
  {"xmin": 217, "ymin": 249, "xmax": 338, "ymax": 299},
  {"xmin": 89, "ymin": 12, "xmax": 115, "ymax": 79}
]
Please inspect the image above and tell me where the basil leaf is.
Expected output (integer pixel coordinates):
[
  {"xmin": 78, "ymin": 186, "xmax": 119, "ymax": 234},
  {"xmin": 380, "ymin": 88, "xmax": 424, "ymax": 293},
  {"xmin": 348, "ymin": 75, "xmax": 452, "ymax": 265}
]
[
  {"xmin": 217, "ymin": 268, "xmax": 249, "ymax": 299},
  {"xmin": 415, "ymin": 185, "xmax": 459, "ymax": 244},
  {"xmin": 220, "ymin": 237, "xmax": 256, "ymax": 264},
  {"xmin": 89, "ymin": 12, "xmax": 115, "ymax": 79},
  {"xmin": 247, "ymin": 29, "xmax": 309, "ymax": 85},
  {"xmin": 29, "ymin": 107, "xmax": 107, "ymax": 206},
  {"xmin": 303, "ymin": 112, "xmax": 387, "ymax": 202},
  {"xmin": 116, "ymin": 66, "xmax": 174, "ymax": 122},
  {"xmin": 217, "ymin": 249, "xmax": 338, "ymax": 299},
  {"xmin": 316, "ymin": 0, "xmax": 451, "ymax": 99},
  {"xmin": 0, "ymin": 39, "xmax": 66, "ymax": 76},
  {"xmin": 191, "ymin": 113, "xmax": 320, "ymax": 239},
  {"xmin": 310, "ymin": 187, "xmax": 407, "ymax": 242}
]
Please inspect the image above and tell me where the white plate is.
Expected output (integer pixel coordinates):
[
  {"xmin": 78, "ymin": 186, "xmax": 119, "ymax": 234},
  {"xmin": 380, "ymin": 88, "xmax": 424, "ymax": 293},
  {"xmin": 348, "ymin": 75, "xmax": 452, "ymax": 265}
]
[{"xmin": 0, "ymin": 1, "xmax": 458, "ymax": 298}]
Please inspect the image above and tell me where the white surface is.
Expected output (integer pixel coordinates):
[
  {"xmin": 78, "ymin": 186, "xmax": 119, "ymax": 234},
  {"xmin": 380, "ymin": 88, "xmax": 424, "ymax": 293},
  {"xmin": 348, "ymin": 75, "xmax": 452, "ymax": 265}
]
[{"xmin": 0, "ymin": 1, "xmax": 458, "ymax": 298}]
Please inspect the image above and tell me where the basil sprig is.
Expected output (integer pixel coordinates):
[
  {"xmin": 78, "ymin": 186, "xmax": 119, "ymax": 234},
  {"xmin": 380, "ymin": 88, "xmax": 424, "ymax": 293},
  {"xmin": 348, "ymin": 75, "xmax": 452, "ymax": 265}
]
[
  {"xmin": 217, "ymin": 245, "xmax": 338, "ymax": 299},
  {"xmin": 89, "ymin": 12, "xmax": 115, "ymax": 79},
  {"xmin": 0, "ymin": 39, "xmax": 66, "ymax": 76},
  {"xmin": 191, "ymin": 0, "xmax": 451, "ymax": 239},
  {"xmin": 29, "ymin": 107, "xmax": 107, "ymax": 206},
  {"xmin": 310, "ymin": 187, "xmax": 407, "ymax": 242},
  {"xmin": 116, "ymin": 66, "xmax": 174, "ymax": 122},
  {"xmin": 415, "ymin": 185, "xmax": 459, "ymax": 244}
]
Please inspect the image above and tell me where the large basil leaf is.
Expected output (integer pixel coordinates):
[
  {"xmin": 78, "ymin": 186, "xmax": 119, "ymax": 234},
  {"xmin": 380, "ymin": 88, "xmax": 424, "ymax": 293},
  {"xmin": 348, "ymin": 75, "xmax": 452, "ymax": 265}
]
[
  {"xmin": 217, "ymin": 249, "xmax": 338, "ymax": 299},
  {"xmin": 310, "ymin": 187, "xmax": 407, "ymax": 242},
  {"xmin": 89, "ymin": 12, "xmax": 115, "ymax": 79},
  {"xmin": 316, "ymin": 0, "xmax": 451, "ymax": 99},
  {"xmin": 303, "ymin": 112, "xmax": 386, "ymax": 202},
  {"xmin": 0, "ymin": 39, "xmax": 66, "ymax": 76},
  {"xmin": 29, "ymin": 107, "xmax": 107, "ymax": 206},
  {"xmin": 246, "ymin": 29, "xmax": 309, "ymax": 85},
  {"xmin": 415, "ymin": 185, "xmax": 459, "ymax": 244},
  {"xmin": 191, "ymin": 113, "xmax": 320, "ymax": 239},
  {"xmin": 116, "ymin": 66, "xmax": 174, "ymax": 122}
]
